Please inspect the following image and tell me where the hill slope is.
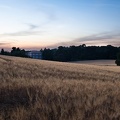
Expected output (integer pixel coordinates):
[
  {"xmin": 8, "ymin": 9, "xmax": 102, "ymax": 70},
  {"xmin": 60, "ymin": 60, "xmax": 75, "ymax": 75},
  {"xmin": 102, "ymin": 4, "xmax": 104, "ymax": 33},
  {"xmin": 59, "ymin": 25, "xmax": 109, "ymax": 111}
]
[{"xmin": 0, "ymin": 55, "xmax": 120, "ymax": 120}]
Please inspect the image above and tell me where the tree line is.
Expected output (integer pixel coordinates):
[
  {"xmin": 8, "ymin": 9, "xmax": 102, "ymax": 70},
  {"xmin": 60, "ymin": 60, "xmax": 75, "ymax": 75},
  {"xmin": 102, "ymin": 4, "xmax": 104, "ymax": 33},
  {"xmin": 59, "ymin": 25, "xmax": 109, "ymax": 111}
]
[
  {"xmin": 0, "ymin": 45, "xmax": 120, "ymax": 65},
  {"xmin": 42, "ymin": 44, "xmax": 120, "ymax": 61},
  {"xmin": 0, "ymin": 47, "xmax": 28, "ymax": 57}
]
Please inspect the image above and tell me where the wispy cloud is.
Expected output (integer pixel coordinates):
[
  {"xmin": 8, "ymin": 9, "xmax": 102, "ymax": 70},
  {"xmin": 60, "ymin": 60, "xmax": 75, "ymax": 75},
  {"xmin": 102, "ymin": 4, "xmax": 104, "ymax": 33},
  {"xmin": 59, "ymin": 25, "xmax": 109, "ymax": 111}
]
[
  {"xmin": 25, "ymin": 23, "xmax": 39, "ymax": 30},
  {"xmin": 0, "ymin": 2, "xmax": 57, "ymax": 38},
  {"xmin": 0, "ymin": 6, "xmax": 57, "ymax": 38},
  {"xmin": 50, "ymin": 31, "xmax": 120, "ymax": 47},
  {"xmin": 1, "ymin": 31, "xmax": 42, "ymax": 37},
  {"xmin": 75, "ymin": 32, "xmax": 120, "ymax": 42},
  {"xmin": 0, "ymin": 24, "xmax": 43, "ymax": 37},
  {"xmin": 0, "ymin": 42, "xmax": 11, "ymax": 46}
]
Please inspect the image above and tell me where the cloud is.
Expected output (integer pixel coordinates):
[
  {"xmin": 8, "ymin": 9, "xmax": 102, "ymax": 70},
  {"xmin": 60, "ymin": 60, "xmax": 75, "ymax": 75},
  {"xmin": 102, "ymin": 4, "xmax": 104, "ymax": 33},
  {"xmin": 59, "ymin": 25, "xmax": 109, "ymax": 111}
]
[
  {"xmin": 0, "ymin": 42, "xmax": 11, "ymax": 46},
  {"xmin": 50, "ymin": 31, "xmax": 120, "ymax": 48},
  {"xmin": 0, "ymin": 31, "xmax": 41, "ymax": 37},
  {"xmin": 0, "ymin": 24, "xmax": 43, "ymax": 37},
  {"xmin": 0, "ymin": 5, "xmax": 57, "ymax": 38},
  {"xmin": 0, "ymin": 9, "xmax": 56, "ymax": 38},
  {"xmin": 1, "ymin": 31, "xmax": 42, "ymax": 37},
  {"xmin": 0, "ymin": 3, "xmax": 57, "ymax": 38},
  {"xmin": 75, "ymin": 32, "xmax": 120, "ymax": 42},
  {"xmin": 25, "ymin": 23, "xmax": 39, "ymax": 30}
]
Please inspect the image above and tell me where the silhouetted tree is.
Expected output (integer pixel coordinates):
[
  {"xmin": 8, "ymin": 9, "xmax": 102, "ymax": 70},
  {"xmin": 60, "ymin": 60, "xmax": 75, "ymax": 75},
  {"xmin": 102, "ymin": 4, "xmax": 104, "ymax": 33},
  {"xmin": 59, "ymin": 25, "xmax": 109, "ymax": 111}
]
[
  {"xmin": 1, "ymin": 49, "xmax": 5, "ymax": 55},
  {"xmin": 11, "ymin": 47, "xmax": 27, "ymax": 57},
  {"xmin": 0, "ymin": 49, "xmax": 10, "ymax": 55},
  {"xmin": 115, "ymin": 53, "xmax": 120, "ymax": 66}
]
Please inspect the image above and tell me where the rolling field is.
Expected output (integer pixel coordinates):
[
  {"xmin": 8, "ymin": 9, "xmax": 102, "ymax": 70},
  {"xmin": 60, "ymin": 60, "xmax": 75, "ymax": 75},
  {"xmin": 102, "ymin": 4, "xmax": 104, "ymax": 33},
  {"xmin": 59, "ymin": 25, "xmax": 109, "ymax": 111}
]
[{"xmin": 0, "ymin": 55, "xmax": 120, "ymax": 120}]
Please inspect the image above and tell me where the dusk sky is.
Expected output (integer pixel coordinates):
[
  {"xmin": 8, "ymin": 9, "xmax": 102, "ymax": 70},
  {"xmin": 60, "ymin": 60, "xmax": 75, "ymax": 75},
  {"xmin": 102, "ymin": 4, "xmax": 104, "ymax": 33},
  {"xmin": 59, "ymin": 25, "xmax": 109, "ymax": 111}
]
[{"xmin": 0, "ymin": 0, "xmax": 120, "ymax": 50}]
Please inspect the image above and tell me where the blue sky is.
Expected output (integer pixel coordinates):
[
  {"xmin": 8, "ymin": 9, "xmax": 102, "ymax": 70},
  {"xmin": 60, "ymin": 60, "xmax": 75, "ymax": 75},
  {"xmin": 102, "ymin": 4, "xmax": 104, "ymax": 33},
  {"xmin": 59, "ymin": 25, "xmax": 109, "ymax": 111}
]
[{"xmin": 0, "ymin": 0, "xmax": 120, "ymax": 50}]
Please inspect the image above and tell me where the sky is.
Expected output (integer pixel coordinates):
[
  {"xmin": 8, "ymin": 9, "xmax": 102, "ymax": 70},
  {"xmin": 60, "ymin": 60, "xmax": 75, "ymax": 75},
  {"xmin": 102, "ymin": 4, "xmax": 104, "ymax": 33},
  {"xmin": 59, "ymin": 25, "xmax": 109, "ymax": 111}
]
[{"xmin": 0, "ymin": 0, "xmax": 120, "ymax": 50}]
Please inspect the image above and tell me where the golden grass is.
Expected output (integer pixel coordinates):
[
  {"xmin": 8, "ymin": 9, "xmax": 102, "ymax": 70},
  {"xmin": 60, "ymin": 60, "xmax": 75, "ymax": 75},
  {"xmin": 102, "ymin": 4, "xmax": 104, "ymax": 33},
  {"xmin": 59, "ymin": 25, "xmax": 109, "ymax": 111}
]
[{"xmin": 0, "ymin": 55, "xmax": 120, "ymax": 120}]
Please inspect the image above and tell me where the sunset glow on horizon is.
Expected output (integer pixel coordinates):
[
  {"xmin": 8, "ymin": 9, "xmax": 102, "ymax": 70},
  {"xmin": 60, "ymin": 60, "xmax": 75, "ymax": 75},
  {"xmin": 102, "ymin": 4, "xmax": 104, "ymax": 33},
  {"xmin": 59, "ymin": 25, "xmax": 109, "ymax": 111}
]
[{"xmin": 0, "ymin": 0, "xmax": 120, "ymax": 50}]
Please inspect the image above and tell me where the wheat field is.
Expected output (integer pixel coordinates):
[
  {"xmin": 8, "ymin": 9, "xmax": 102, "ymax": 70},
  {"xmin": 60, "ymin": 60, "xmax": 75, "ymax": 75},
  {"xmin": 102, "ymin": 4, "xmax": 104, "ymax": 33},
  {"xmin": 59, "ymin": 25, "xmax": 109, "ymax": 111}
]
[{"xmin": 0, "ymin": 55, "xmax": 120, "ymax": 120}]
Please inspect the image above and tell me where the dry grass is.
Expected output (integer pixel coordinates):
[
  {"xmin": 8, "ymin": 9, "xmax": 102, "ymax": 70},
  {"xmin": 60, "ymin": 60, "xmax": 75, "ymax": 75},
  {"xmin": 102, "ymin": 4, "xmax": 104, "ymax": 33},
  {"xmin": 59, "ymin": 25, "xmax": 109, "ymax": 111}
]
[{"xmin": 0, "ymin": 55, "xmax": 120, "ymax": 120}]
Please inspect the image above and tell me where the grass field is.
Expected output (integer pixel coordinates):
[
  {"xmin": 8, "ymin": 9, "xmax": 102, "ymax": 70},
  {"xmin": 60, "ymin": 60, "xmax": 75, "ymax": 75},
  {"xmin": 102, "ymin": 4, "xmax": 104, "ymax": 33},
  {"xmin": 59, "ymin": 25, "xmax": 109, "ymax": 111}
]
[{"xmin": 0, "ymin": 55, "xmax": 120, "ymax": 120}]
